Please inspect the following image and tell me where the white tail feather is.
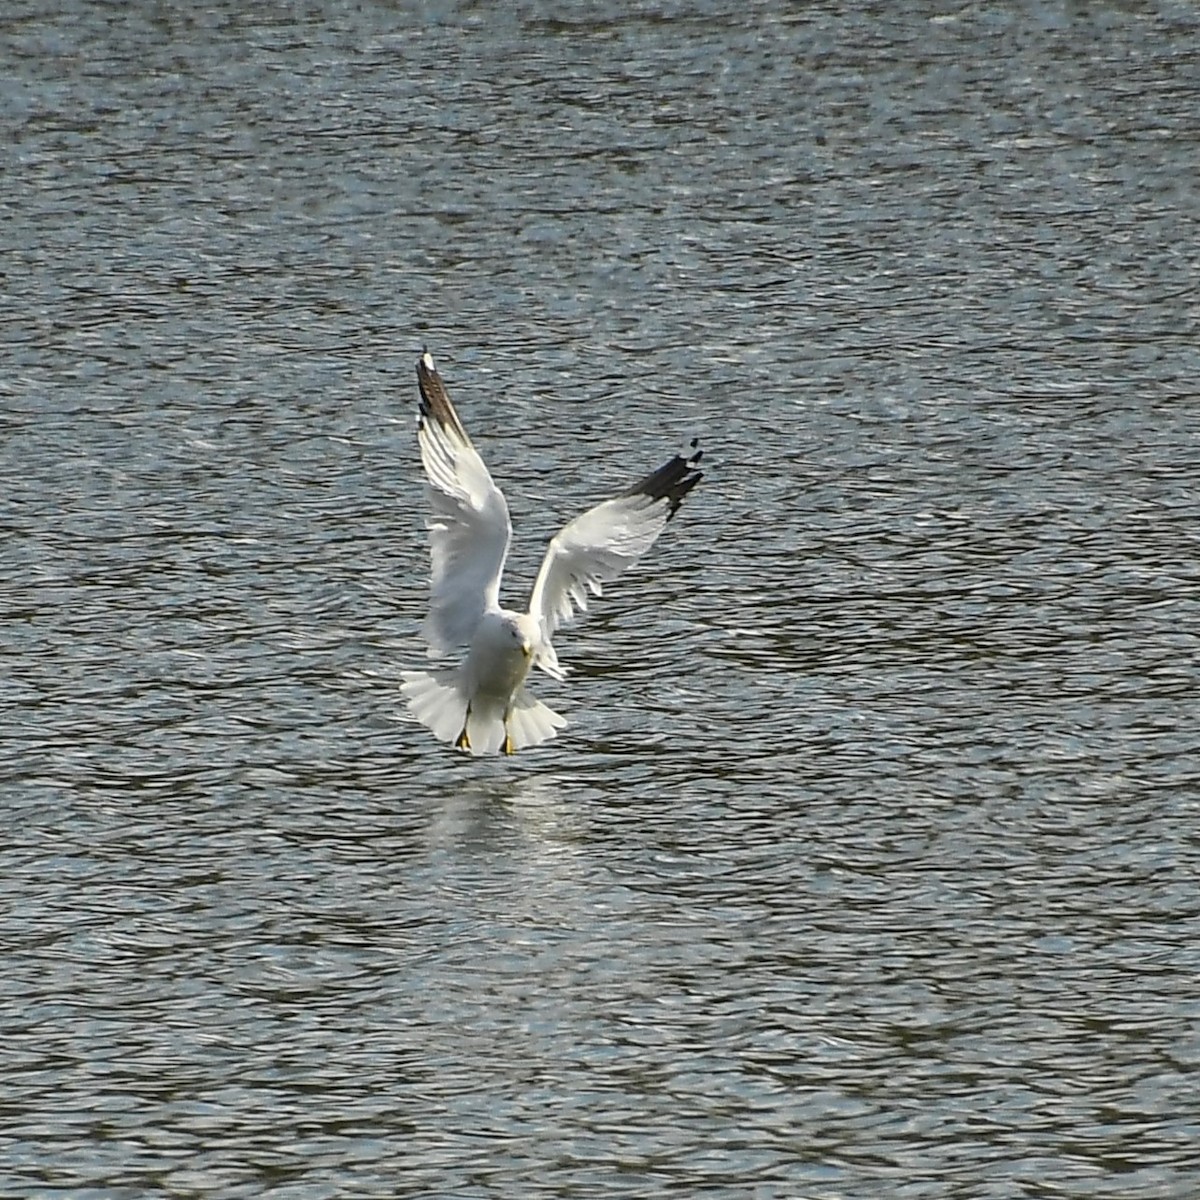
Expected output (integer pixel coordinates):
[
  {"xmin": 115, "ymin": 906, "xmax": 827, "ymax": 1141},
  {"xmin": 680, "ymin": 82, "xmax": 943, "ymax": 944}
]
[
  {"xmin": 508, "ymin": 688, "xmax": 568, "ymax": 751},
  {"xmin": 400, "ymin": 671, "xmax": 566, "ymax": 756},
  {"xmin": 400, "ymin": 668, "xmax": 468, "ymax": 746},
  {"xmin": 465, "ymin": 696, "xmax": 507, "ymax": 756}
]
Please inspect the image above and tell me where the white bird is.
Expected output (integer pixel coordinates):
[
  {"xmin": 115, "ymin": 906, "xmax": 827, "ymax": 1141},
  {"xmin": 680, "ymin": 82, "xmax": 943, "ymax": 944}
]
[{"xmin": 400, "ymin": 351, "xmax": 703, "ymax": 756}]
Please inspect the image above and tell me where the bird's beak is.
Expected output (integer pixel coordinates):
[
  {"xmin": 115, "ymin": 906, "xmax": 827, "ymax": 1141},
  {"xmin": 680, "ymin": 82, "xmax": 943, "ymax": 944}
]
[{"xmin": 521, "ymin": 641, "xmax": 533, "ymax": 659}]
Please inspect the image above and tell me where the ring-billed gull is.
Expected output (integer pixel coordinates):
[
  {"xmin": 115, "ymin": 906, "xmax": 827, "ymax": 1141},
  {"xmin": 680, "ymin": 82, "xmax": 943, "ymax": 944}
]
[{"xmin": 401, "ymin": 351, "xmax": 703, "ymax": 756}]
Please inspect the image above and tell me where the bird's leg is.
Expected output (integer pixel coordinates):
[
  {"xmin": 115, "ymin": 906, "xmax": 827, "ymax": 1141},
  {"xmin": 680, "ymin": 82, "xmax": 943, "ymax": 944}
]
[
  {"xmin": 502, "ymin": 728, "xmax": 515, "ymax": 756},
  {"xmin": 455, "ymin": 704, "xmax": 471, "ymax": 751}
]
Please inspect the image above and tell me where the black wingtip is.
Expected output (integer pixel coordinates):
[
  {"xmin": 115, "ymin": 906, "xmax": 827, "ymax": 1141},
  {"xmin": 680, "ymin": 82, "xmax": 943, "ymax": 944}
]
[
  {"xmin": 626, "ymin": 439, "xmax": 704, "ymax": 518},
  {"xmin": 416, "ymin": 349, "xmax": 436, "ymax": 391},
  {"xmin": 415, "ymin": 350, "xmax": 469, "ymax": 441}
]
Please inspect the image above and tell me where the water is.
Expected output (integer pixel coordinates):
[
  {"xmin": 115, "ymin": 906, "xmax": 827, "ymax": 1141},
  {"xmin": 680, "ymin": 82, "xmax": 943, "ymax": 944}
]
[{"xmin": 4, "ymin": 2, "xmax": 1199, "ymax": 1197}]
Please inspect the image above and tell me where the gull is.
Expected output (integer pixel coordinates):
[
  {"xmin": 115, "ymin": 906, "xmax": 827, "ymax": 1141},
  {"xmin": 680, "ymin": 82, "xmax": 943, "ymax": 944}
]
[{"xmin": 400, "ymin": 351, "xmax": 703, "ymax": 755}]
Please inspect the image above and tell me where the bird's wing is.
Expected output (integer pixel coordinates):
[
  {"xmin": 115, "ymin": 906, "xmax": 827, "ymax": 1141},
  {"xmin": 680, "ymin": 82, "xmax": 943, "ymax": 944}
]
[
  {"xmin": 414, "ymin": 352, "xmax": 511, "ymax": 655},
  {"xmin": 527, "ymin": 439, "xmax": 703, "ymax": 671}
]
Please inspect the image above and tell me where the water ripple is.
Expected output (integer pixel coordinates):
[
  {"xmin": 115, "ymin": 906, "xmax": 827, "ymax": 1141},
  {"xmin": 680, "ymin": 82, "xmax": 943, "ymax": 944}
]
[{"xmin": 4, "ymin": 1, "xmax": 1199, "ymax": 1197}]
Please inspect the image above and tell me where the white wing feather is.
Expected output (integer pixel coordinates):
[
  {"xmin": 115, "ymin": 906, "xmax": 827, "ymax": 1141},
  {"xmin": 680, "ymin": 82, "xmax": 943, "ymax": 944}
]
[
  {"xmin": 415, "ymin": 353, "xmax": 511, "ymax": 655},
  {"xmin": 528, "ymin": 441, "xmax": 703, "ymax": 671}
]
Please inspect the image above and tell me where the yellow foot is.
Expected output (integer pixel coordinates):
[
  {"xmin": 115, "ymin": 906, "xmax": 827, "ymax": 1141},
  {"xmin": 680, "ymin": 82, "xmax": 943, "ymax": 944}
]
[
  {"xmin": 502, "ymin": 730, "xmax": 515, "ymax": 756},
  {"xmin": 455, "ymin": 726, "xmax": 471, "ymax": 751}
]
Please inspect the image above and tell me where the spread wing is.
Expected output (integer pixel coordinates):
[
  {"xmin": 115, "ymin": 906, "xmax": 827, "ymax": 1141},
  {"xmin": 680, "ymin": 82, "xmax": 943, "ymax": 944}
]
[
  {"xmin": 414, "ymin": 352, "xmax": 511, "ymax": 655},
  {"xmin": 528, "ymin": 439, "xmax": 703, "ymax": 673}
]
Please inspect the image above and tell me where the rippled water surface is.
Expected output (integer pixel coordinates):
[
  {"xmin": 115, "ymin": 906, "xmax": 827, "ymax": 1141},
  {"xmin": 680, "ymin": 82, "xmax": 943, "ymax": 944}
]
[{"xmin": 4, "ymin": 2, "xmax": 1200, "ymax": 1197}]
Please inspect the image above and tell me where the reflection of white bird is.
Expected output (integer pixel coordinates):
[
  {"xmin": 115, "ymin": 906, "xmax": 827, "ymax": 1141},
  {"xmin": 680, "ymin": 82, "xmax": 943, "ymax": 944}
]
[{"xmin": 401, "ymin": 352, "xmax": 703, "ymax": 756}]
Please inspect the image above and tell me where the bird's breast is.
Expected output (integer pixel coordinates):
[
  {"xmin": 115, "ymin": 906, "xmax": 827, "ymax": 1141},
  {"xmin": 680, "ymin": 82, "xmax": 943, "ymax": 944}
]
[{"xmin": 468, "ymin": 628, "xmax": 534, "ymax": 699}]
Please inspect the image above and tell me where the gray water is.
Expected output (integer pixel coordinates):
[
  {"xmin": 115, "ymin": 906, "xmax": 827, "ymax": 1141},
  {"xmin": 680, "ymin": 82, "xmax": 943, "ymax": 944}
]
[{"xmin": 4, "ymin": 2, "xmax": 1199, "ymax": 1197}]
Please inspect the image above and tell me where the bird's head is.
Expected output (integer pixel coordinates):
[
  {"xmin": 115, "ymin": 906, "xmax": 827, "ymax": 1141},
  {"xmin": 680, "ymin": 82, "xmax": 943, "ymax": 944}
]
[{"xmin": 505, "ymin": 614, "xmax": 537, "ymax": 659}]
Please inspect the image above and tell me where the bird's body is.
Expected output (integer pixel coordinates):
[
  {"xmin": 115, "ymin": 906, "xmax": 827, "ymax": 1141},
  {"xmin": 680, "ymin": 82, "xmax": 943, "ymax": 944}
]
[{"xmin": 401, "ymin": 352, "xmax": 702, "ymax": 755}]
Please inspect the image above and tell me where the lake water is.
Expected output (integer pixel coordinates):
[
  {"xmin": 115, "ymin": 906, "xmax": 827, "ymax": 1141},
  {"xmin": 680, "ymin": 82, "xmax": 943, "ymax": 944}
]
[{"xmin": 3, "ymin": 2, "xmax": 1199, "ymax": 1197}]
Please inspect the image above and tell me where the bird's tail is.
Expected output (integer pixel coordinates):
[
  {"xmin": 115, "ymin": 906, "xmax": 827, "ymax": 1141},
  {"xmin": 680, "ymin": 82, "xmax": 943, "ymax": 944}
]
[
  {"xmin": 400, "ymin": 671, "xmax": 566, "ymax": 756},
  {"xmin": 400, "ymin": 668, "xmax": 469, "ymax": 748},
  {"xmin": 507, "ymin": 687, "xmax": 568, "ymax": 752}
]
